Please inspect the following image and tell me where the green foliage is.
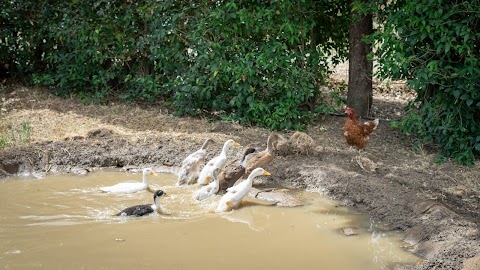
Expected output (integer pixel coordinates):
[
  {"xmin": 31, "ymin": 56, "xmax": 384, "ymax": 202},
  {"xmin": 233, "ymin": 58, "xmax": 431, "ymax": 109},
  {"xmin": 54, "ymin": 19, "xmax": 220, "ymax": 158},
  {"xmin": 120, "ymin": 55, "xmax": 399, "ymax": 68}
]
[
  {"xmin": 390, "ymin": 121, "xmax": 400, "ymax": 128},
  {"xmin": 37, "ymin": 0, "xmax": 176, "ymax": 101},
  {"xmin": 364, "ymin": 0, "xmax": 480, "ymax": 165},
  {"xmin": 1, "ymin": 0, "xmax": 350, "ymax": 130},
  {"xmin": 173, "ymin": 1, "xmax": 349, "ymax": 129},
  {"xmin": 0, "ymin": 1, "xmax": 40, "ymax": 77}
]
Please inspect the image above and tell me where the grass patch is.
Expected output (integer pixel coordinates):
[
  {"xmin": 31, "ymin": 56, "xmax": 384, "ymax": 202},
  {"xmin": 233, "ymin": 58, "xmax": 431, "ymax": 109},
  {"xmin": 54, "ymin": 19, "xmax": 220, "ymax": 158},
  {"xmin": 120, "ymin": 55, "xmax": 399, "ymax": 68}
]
[{"xmin": 0, "ymin": 119, "xmax": 32, "ymax": 148}]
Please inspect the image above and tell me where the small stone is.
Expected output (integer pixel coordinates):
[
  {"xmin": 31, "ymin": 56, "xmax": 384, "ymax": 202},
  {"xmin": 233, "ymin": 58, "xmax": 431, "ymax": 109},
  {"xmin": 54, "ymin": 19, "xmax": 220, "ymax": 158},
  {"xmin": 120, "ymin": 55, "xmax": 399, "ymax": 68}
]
[
  {"xmin": 122, "ymin": 165, "xmax": 139, "ymax": 172},
  {"xmin": 70, "ymin": 167, "xmax": 89, "ymax": 175},
  {"xmin": 341, "ymin": 227, "xmax": 358, "ymax": 236},
  {"xmin": 248, "ymin": 187, "xmax": 262, "ymax": 198},
  {"xmin": 256, "ymin": 189, "xmax": 304, "ymax": 207},
  {"xmin": 162, "ymin": 161, "xmax": 174, "ymax": 167},
  {"xmin": 31, "ymin": 171, "xmax": 46, "ymax": 179}
]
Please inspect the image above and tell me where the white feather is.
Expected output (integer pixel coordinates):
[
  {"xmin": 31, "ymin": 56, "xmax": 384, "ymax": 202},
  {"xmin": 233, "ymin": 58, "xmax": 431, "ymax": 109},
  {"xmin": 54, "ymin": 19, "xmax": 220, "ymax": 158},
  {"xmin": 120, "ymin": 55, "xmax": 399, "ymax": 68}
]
[
  {"xmin": 177, "ymin": 148, "xmax": 207, "ymax": 185},
  {"xmin": 216, "ymin": 168, "xmax": 269, "ymax": 212},
  {"xmin": 99, "ymin": 168, "xmax": 156, "ymax": 194},
  {"xmin": 197, "ymin": 139, "xmax": 237, "ymax": 185},
  {"xmin": 177, "ymin": 139, "xmax": 213, "ymax": 185}
]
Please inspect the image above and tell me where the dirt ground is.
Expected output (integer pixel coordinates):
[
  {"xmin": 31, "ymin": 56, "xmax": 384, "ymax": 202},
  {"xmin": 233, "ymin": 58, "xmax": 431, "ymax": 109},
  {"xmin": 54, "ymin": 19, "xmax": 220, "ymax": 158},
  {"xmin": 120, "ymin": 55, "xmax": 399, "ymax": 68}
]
[{"xmin": 0, "ymin": 80, "xmax": 479, "ymax": 270}]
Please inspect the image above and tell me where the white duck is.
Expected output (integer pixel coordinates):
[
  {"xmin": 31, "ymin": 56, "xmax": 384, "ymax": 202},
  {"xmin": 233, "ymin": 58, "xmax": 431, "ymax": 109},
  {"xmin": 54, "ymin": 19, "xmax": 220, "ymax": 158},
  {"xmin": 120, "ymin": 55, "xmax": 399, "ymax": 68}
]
[
  {"xmin": 177, "ymin": 138, "xmax": 213, "ymax": 186},
  {"xmin": 215, "ymin": 168, "xmax": 271, "ymax": 212},
  {"xmin": 99, "ymin": 168, "xmax": 157, "ymax": 194},
  {"xmin": 194, "ymin": 168, "xmax": 221, "ymax": 201},
  {"xmin": 197, "ymin": 139, "xmax": 240, "ymax": 185}
]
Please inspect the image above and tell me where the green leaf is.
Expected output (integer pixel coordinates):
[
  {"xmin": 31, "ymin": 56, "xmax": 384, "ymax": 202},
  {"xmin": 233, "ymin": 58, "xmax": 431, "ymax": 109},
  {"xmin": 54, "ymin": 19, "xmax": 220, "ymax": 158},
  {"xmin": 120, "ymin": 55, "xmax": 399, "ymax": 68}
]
[
  {"xmin": 445, "ymin": 42, "xmax": 451, "ymax": 53},
  {"xmin": 452, "ymin": 90, "xmax": 461, "ymax": 98},
  {"xmin": 390, "ymin": 121, "xmax": 401, "ymax": 128}
]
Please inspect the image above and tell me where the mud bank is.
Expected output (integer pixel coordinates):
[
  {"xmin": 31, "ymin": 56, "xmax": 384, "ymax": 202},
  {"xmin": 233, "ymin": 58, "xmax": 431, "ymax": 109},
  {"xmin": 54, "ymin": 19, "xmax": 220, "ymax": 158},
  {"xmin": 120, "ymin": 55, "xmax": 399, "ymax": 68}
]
[{"xmin": 0, "ymin": 84, "xmax": 479, "ymax": 269}]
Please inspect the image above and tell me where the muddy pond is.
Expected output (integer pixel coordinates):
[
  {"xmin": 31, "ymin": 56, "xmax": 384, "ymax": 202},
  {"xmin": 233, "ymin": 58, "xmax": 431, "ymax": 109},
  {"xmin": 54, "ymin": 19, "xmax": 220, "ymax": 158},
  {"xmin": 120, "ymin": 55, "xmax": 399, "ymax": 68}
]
[{"xmin": 0, "ymin": 169, "xmax": 419, "ymax": 269}]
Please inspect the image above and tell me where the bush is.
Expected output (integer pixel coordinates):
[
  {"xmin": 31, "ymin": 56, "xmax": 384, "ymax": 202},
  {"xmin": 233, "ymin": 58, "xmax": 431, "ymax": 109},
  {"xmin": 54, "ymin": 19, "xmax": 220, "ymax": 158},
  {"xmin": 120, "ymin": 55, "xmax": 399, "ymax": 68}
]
[
  {"xmin": 37, "ymin": 0, "xmax": 180, "ymax": 102},
  {"xmin": 0, "ymin": 1, "xmax": 40, "ymax": 77},
  {"xmin": 365, "ymin": 0, "xmax": 480, "ymax": 165},
  {"xmin": 172, "ymin": 1, "xmax": 349, "ymax": 129},
  {"xmin": 1, "ymin": 0, "xmax": 349, "ymax": 130}
]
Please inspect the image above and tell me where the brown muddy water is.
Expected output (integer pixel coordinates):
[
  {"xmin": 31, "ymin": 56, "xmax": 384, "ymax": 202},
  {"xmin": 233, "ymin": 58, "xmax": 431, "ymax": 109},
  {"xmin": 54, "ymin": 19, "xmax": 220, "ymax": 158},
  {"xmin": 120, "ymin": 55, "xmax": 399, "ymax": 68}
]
[{"xmin": 0, "ymin": 169, "xmax": 419, "ymax": 270}]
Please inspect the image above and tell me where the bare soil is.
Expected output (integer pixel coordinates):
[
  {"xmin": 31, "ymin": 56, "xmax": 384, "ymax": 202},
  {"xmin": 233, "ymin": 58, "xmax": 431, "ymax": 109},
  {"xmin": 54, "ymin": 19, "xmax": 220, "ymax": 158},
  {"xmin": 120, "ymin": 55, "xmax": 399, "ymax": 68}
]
[{"xmin": 0, "ymin": 81, "xmax": 479, "ymax": 270}]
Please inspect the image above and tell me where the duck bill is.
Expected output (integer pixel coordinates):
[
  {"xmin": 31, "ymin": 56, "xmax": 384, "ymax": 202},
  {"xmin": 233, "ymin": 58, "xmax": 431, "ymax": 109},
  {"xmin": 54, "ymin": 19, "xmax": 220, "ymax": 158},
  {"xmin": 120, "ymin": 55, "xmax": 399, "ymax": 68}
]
[
  {"xmin": 233, "ymin": 141, "xmax": 241, "ymax": 147},
  {"xmin": 263, "ymin": 170, "xmax": 271, "ymax": 176},
  {"xmin": 205, "ymin": 176, "xmax": 211, "ymax": 184},
  {"xmin": 150, "ymin": 171, "xmax": 158, "ymax": 176}
]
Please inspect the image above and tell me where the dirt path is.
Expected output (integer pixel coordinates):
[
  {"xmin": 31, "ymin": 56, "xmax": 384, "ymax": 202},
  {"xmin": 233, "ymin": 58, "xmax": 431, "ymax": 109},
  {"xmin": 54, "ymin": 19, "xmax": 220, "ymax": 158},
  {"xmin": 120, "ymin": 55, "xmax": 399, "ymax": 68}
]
[{"xmin": 0, "ymin": 82, "xmax": 479, "ymax": 270}]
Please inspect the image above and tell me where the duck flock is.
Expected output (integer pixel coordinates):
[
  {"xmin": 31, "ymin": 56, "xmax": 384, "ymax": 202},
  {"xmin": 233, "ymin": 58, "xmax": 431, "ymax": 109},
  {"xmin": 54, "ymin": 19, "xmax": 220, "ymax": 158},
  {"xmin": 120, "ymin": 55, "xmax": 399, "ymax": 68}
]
[
  {"xmin": 105, "ymin": 106, "xmax": 379, "ymax": 218},
  {"xmin": 103, "ymin": 134, "xmax": 281, "ymax": 217}
]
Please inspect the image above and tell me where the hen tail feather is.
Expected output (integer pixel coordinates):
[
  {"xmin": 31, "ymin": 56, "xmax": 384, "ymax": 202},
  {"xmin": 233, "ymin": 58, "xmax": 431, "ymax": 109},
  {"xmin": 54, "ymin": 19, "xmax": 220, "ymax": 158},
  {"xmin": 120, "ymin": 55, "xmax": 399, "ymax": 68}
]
[
  {"xmin": 372, "ymin": 119, "xmax": 379, "ymax": 130},
  {"xmin": 363, "ymin": 119, "xmax": 379, "ymax": 135}
]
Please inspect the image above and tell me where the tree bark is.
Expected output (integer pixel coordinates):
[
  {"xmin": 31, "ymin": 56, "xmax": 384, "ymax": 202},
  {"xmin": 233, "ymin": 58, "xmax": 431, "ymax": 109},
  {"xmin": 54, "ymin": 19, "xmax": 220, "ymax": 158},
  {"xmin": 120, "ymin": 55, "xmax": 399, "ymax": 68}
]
[{"xmin": 347, "ymin": 5, "xmax": 373, "ymax": 117}]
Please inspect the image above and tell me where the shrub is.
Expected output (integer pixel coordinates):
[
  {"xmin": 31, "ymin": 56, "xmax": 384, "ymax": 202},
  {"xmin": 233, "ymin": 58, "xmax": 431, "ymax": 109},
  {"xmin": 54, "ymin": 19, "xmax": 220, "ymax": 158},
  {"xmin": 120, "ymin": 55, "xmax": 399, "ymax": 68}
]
[
  {"xmin": 0, "ymin": 1, "xmax": 40, "ymax": 78},
  {"xmin": 365, "ymin": 0, "xmax": 480, "ymax": 165},
  {"xmin": 172, "ymin": 1, "xmax": 347, "ymax": 129},
  {"xmin": 2, "ymin": 0, "xmax": 350, "ymax": 130}
]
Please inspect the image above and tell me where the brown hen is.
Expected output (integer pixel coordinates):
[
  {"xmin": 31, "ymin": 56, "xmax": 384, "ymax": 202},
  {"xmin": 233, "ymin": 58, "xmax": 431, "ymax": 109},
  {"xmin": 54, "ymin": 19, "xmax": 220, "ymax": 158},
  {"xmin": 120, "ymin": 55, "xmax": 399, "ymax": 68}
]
[{"xmin": 343, "ymin": 107, "xmax": 379, "ymax": 150}]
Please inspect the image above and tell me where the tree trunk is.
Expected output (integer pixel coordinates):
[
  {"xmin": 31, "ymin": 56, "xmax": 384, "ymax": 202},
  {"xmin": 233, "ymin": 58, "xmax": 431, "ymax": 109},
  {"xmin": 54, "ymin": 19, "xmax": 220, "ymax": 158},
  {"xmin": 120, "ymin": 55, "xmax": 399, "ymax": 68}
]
[{"xmin": 347, "ymin": 4, "xmax": 373, "ymax": 117}]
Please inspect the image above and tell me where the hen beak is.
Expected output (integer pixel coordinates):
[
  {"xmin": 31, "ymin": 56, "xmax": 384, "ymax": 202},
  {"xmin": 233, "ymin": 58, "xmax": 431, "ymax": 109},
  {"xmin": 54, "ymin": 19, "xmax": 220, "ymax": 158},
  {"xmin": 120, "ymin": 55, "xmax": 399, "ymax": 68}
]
[
  {"xmin": 263, "ymin": 170, "xmax": 271, "ymax": 176},
  {"xmin": 233, "ymin": 141, "xmax": 241, "ymax": 147},
  {"xmin": 150, "ymin": 171, "xmax": 158, "ymax": 176}
]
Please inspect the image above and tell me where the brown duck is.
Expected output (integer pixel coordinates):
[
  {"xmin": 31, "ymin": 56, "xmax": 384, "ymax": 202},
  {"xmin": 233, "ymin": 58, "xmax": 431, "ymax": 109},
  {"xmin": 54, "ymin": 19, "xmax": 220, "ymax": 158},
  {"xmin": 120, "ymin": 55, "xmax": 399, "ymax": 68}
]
[
  {"xmin": 218, "ymin": 147, "xmax": 256, "ymax": 191},
  {"xmin": 244, "ymin": 133, "xmax": 282, "ymax": 175}
]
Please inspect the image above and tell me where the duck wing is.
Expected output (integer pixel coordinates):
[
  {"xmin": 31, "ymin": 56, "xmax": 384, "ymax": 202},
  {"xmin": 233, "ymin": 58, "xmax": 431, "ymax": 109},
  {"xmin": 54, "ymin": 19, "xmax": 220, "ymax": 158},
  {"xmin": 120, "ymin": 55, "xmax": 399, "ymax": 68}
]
[
  {"xmin": 182, "ymin": 149, "xmax": 206, "ymax": 166},
  {"xmin": 245, "ymin": 151, "xmax": 273, "ymax": 173},
  {"xmin": 219, "ymin": 165, "xmax": 245, "ymax": 190},
  {"xmin": 181, "ymin": 151, "xmax": 205, "ymax": 172},
  {"xmin": 178, "ymin": 150, "xmax": 206, "ymax": 185},
  {"xmin": 226, "ymin": 182, "xmax": 244, "ymax": 194},
  {"xmin": 100, "ymin": 182, "xmax": 145, "ymax": 193},
  {"xmin": 115, "ymin": 204, "xmax": 154, "ymax": 217},
  {"xmin": 205, "ymin": 156, "xmax": 220, "ymax": 167}
]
